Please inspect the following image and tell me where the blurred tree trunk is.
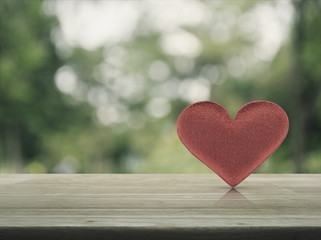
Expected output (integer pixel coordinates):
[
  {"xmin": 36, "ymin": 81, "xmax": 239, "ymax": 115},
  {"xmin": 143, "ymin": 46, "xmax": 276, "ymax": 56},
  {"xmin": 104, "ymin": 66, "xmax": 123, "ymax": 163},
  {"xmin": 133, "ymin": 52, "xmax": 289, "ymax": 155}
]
[
  {"xmin": 292, "ymin": 0, "xmax": 306, "ymax": 173},
  {"xmin": 3, "ymin": 125, "xmax": 23, "ymax": 172},
  {"xmin": 292, "ymin": 0, "xmax": 321, "ymax": 172}
]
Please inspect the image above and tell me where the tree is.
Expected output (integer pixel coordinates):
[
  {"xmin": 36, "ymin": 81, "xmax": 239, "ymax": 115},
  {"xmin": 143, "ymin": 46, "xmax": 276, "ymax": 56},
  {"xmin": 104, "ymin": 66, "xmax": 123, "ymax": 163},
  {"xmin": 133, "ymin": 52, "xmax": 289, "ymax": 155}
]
[
  {"xmin": 291, "ymin": 0, "xmax": 321, "ymax": 172},
  {"xmin": 0, "ymin": 0, "xmax": 92, "ymax": 172}
]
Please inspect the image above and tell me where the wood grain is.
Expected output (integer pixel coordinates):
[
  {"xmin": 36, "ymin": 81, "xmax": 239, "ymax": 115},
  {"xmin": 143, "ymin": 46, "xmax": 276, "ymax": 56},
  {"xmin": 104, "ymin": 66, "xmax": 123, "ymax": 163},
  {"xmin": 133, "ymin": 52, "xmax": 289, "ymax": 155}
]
[{"xmin": 0, "ymin": 174, "xmax": 320, "ymax": 239}]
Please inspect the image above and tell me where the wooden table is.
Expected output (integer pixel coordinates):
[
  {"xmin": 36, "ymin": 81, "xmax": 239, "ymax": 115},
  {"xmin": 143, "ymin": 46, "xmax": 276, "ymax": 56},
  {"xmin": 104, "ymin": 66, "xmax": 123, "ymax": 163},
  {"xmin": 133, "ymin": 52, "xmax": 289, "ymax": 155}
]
[{"xmin": 0, "ymin": 174, "xmax": 320, "ymax": 240}]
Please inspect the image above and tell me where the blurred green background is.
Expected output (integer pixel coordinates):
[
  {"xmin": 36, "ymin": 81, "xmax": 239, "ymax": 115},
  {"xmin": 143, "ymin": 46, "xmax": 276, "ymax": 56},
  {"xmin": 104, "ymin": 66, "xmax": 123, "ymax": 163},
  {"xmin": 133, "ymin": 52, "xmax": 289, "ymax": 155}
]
[{"xmin": 0, "ymin": 0, "xmax": 320, "ymax": 174}]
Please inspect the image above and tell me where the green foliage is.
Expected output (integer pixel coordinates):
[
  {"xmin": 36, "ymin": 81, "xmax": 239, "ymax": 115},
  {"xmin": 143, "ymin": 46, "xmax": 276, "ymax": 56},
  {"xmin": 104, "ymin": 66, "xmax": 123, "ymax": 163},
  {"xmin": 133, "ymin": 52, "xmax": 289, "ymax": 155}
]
[
  {"xmin": 0, "ymin": 0, "xmax": 320, "ymax": 174},
  {"xmin": 0, "ymin": 0, "xmax": 93, "ymax": 172}
]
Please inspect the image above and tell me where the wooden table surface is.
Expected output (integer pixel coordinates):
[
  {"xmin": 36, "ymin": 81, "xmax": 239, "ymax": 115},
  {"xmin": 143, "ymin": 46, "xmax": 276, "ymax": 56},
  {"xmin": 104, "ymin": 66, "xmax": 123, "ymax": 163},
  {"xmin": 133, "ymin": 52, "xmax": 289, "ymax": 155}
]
[{"xmin": 0, "ymin": 174, "xmax": 321, "ymax": 240}]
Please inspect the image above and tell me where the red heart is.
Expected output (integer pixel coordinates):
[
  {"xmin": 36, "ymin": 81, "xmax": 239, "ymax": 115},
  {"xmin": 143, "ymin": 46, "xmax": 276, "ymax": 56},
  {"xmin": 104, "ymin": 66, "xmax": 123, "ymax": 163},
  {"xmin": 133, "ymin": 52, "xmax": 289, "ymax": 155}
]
[{"xmin": 177, "ymin": 101, "xmax": 289, "ymax": 187}]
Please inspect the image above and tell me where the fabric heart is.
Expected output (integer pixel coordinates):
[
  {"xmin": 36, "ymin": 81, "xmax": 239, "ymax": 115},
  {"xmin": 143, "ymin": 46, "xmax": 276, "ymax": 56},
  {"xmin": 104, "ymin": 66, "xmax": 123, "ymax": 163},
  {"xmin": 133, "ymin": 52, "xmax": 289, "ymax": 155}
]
[{"xmin": 177, "ymin": 101, "xmax": 289, "ymax": 187}]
